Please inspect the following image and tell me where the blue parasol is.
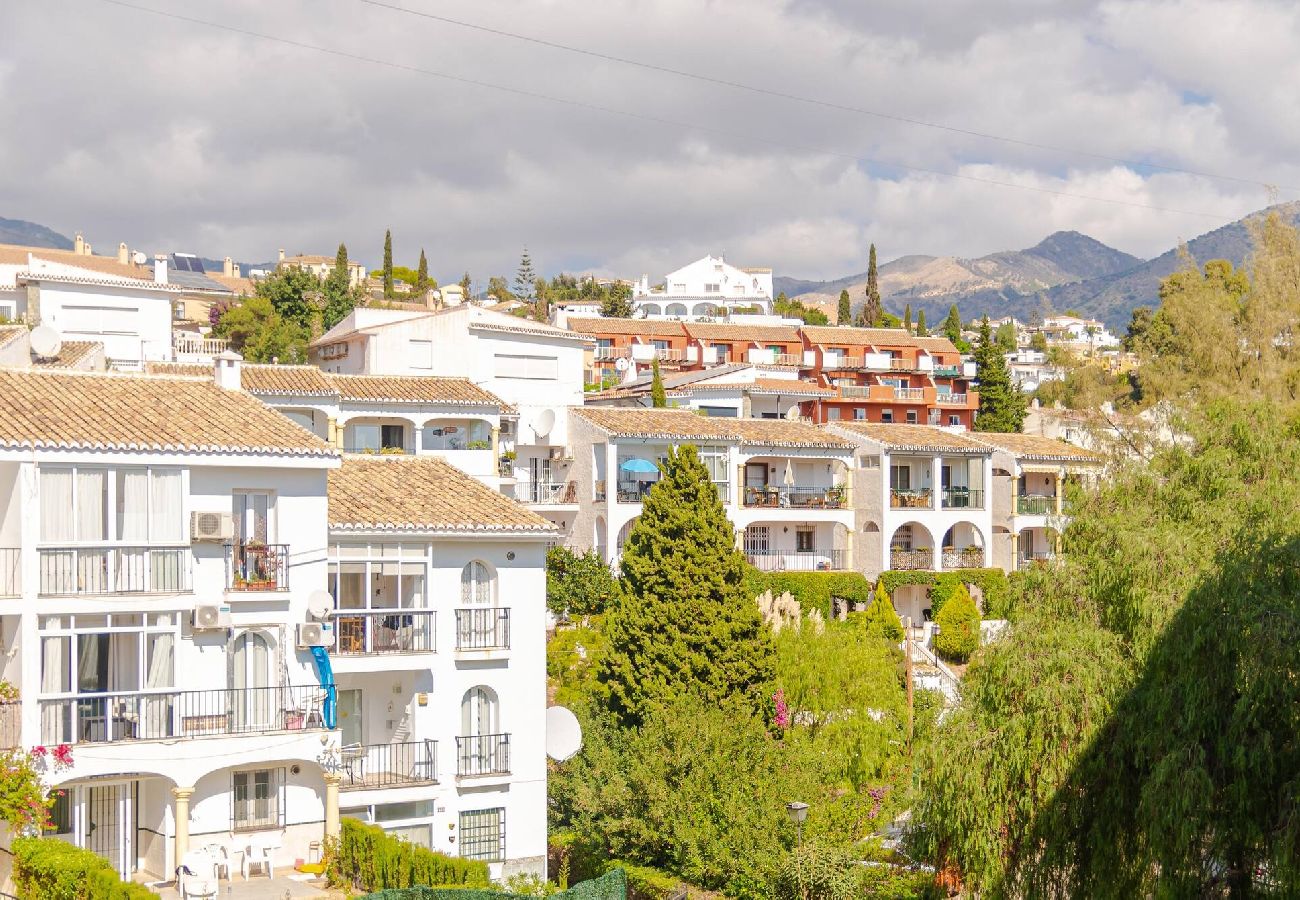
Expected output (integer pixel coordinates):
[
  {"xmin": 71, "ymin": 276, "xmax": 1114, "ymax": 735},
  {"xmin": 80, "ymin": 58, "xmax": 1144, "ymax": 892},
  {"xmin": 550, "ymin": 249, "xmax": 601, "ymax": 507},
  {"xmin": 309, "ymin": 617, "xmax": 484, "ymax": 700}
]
[{"xmin": 620, "ymin": 458, "xmax": 659, "ymax": 473}]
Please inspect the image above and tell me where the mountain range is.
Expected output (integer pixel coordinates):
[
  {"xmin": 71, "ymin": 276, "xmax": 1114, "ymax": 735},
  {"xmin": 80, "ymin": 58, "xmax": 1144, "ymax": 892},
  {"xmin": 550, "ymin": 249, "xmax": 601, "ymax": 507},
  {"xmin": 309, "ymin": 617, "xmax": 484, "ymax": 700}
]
[{"xmin": 776, "ymin": 201, "xmax": 1300, "ymax": 330}]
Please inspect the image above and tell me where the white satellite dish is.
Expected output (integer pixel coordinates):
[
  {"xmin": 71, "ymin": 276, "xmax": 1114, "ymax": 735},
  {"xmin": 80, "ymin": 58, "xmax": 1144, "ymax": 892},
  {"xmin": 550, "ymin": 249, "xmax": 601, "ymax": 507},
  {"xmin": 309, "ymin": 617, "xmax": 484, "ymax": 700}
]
[
  {"xmin": 534, "ymin": 408, "xmax": 556, "ymax": 436},
  {"xmin": 621, "ymin": 361, "xmax": 639, "ymax": 385},
  {"xmin": 545, "ymin": 706, "xmax": 582, "ymax": 761},
  {"xmin": 29, "ymin": 326, "xmax": 62, "ymax": 359},
  {"xmin": 306, "ymin": 590, "xmax": 334, "ymax": 621},
  {"xmin": 132, "ymin": 250, "xmax": 148, "ymax": 265},
  {"xmin": 614, "ymin": 358, "xmax": 629, "ymax": 372}
]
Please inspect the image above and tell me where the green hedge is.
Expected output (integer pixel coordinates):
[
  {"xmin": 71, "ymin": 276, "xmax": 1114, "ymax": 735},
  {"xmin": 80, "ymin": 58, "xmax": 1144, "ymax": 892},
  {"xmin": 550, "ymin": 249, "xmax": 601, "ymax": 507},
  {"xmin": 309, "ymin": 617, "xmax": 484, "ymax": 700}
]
[
  {"xmin": 330, "ymin": 817, "xmax": 491, "ymax": 892},
  {"xmin": 743, "ymin": 569, "xmax": 872, "ymax": 618},
  {"xmin": 13, "ymin": 836, "xmax": 157, "ymax": 900},
  {"xmin": 359, "ymin": 868, "xmax": 628, "ymax": 900},
  {"xmin": 875, "ymin": 569, "xmax": 1010, "ymax": 618}
]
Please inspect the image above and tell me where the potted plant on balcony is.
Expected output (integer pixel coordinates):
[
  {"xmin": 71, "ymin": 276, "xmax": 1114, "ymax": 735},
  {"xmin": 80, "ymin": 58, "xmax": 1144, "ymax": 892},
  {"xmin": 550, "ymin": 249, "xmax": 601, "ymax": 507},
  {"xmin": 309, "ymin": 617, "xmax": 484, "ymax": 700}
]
[
  {"xmin": 467, "ymin": 440, "xmax": 491, "ymax": 450},
  {"xmin": 241, "ymin": 540, "xmax": 276, "ymax": 591},
  {"xmin": 825, "ymin": 485, "xmax": 846, "ymax": 507}
]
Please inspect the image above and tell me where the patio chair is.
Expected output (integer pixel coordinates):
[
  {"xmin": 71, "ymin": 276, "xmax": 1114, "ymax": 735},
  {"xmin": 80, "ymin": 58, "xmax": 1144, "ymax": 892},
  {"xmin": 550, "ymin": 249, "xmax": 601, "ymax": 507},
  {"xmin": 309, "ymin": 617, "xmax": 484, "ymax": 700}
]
[
  {"xmin": 243, "ymin": 837, "xmax": 274, "ymax": 880},
  {"xmin": 201, "ymin": 844, "xmax": 233, "ymax": 880},
  {"xmin": 178, "ymin": 851, "xmax": 219, "ymax": 900}
]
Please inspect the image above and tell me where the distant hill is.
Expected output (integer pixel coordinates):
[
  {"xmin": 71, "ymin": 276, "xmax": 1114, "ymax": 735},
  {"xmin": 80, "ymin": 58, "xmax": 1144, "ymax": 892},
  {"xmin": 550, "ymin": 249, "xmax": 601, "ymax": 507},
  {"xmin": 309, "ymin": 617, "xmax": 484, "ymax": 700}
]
[
  {"xmin": 779, "ymin": 231, "xmax": 1141, "ymax": 326},
  {"xmin": 0, "ymin": 217, "xmax": 73, "ymax": 250}
]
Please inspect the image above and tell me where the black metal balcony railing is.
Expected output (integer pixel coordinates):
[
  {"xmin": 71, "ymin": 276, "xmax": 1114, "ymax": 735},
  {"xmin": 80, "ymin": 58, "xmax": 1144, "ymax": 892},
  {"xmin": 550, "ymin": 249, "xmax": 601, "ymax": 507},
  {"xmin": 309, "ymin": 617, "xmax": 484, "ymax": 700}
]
[
  {"xmin": 618, "ymin": 482, "xmax": 729, "ymax": 503},
  {"xmin": 746, "ymin": 549, "xmax": 848, "ymax": 572},
  {"xmin": 456, "ymin": 733, "xmax": 511, "ymax": 777},
  {"xmin": 1021, "ymin": 551, "xmax": 1059, "ymax": 566},
  {"xmin": 942, "ymin": 548, "xmax": 984, "ymax": 569},
  {"xmin": 335, "ymin": 610, "xmax": 435, "ymax": 655},
  {"xmin": 890, "ymin": 489, "xmax": 933, "ymax": 509},
  {"xmin": 38, "ymin": 685, "xmax": 328, "ymax": 745},
  {"xmin": 339, "ymin": 740, "xmax": 438, "ymax": 790},
  {"xmin": 890, "ymin": 548, "xmax": 934, "ymax": 571},
  {"xmin": 941, "ymin": 488, "xmax": 984, "ymax": 509},
  {"xmin": 455, "ymin": 608, "xmax": 511, "ymax": 650},
  {"xmin": 742, "ymin": 485, "xmax": 846, "ymax": 509},
  {"xmin": 0, "ymin": 548, "xmax": 18, "ymax": 597},
  {"xmin": 38, "ymin": 546, "xmax": 191, "ymax": 596},
  {"xmin": 1017, "ymin": 494, "xmax": 1057, "ymax": 515},
  {"xmin": 227, "ymin": 543, "xmax": 290, "ymax": 591}
]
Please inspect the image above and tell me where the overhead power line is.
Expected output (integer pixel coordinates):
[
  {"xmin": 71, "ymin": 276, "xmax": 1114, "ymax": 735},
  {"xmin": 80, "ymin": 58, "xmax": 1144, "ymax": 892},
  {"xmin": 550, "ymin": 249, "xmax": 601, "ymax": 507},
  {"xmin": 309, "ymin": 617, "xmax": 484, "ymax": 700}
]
[
  {"xmin": 360, "ymin": 0, "xmax": 1297, "ymax": 195},
  {"xmin": 95, "ymin": 0, "xmax": 1241, "ymax": 222}
]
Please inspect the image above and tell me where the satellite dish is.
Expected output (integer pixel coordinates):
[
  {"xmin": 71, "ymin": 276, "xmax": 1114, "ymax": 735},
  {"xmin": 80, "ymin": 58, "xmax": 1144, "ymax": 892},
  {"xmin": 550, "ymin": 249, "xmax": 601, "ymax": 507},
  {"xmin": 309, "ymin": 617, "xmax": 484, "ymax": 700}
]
[
  {"xmin": 534, "ymin": 408, "xmax": 556, "ymax": 436},
  {"xmin": 306, "ymin": 590, "xmax": 334, "ymax": 621},
  {"xmin": 621, "ymin": 361, "xmax": 639, "ymax": 385},
  {"xmin": 545, "ymin": 706, "xmax": 582, "ymax": 761},
  {"xmin": 29, "ymin": 326, "xmax": 62, "ymax": 359},
  {"xmin": 132, "ymin": 250, "xmax": 148, "ymax": 265},
  {"xmin": 614, "ymin": 358, "xmax": 629, "ymax": 372}
]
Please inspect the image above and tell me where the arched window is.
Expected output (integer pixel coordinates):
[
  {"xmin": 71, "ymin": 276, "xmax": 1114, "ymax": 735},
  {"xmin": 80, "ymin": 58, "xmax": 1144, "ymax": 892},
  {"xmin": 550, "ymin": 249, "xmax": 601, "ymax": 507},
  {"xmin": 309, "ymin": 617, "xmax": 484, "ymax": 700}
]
[
  {"xmin": 461, "ymin": 561, "xmax": 494, "ymax": 605},
  {"xmin": 461, "ymin": 686, "xmax": 499, "ymax": 736},
  {"xmin": 665, "ymin": 303, "xmax": 688, "ymax": 317}
]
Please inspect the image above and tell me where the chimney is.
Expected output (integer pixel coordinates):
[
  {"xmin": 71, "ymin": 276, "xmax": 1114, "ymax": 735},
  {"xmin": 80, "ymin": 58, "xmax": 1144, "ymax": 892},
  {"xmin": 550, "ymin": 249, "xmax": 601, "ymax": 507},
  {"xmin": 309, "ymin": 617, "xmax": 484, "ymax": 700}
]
[
  {"xmin": 278, "ymin": 248, "xmax": 286, "ymax": 263},
  {"xmin": 74, "ymin": 233, "xmax": 85, "ymax": 255},
  {"xmin": 223, "ymin": 256, "xmax": 234, "ymax": 277},
  {"xmin": 214, "ymin": 349, "xmax": 243, "ymax": 390},
  {"xmin": 153, "ymin": 254, "xmax": 168, "ymax": 285},
  {"xmin": 118, "ymin": 243, "xmax": 129, "ymax": 265}
]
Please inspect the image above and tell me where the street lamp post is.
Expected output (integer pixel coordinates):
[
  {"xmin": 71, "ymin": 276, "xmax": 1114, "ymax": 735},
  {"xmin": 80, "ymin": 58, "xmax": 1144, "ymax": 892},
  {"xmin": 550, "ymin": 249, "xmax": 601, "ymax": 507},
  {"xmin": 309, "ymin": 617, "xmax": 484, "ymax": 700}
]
[{"xmin": 785, "ymin": 801, "xmax": 810, "ymax": 847}]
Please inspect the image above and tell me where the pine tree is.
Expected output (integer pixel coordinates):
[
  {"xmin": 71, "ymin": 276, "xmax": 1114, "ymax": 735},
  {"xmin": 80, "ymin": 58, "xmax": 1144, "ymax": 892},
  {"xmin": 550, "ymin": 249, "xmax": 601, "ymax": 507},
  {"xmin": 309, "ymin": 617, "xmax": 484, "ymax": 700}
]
[
  {"xmin": 859, "ymin": 243, "xmax": 882, "ymax": 327},
  {"xmin": 514, "ymin": 248, "xmax": 536, "ymax": 302},
  {"xmin": 598, "ymin": 446, "xmax": 775, "ymax": 727},
  {"xmin": 904, "ymin": 304, "xmax": 913, "ymax": 333},
  {"xmin": 600, "ymin": 283, "xmax": 634, "ymax": 318},
  {"xmin": 650, "ymin": 358, "xmax": 667, "ymax": 408},
  {"xmin": 973, "ymin": 315, "xmax": 1026, "ymax": 433},
  {"xmin": 415, "ymin": 249, "xmax": 429, "ymax": 295},
  {"xmin": 916, "ymin": 309, "xmax": 928, "ymax": 336},
  {"xmin": 943, "ymin": 303, "xmax": 963, "ymax": 344},
  {"xmin": 837, "ymin": 289, "xmax": 851, "ymax": 326},
  {"xmin": 382, "ymin": 229, "xmax": 394, "ymax": 299}
]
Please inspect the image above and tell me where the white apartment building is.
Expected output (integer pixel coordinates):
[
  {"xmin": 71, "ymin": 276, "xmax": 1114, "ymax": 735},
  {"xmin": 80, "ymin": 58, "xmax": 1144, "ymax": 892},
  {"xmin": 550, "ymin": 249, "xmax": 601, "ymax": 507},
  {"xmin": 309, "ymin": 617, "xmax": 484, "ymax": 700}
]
[
  {"xmin": 0, "ymin": 240, "xmax": 183, "ymax": 369},
  {"xmin": 566, "ymin": 409, "xmax": 855, "ymax": 573},
  {"xmin": 1039, "ymin": 315, "xmax": 1119, "ymax": 352},
  {"xmin": 827, "ymin": 423, "xmax": 995, "ymax": 622},
  {"xmin": 631, "ymin": 255, "xmax": 774, "ymax": 319},
  {"xmin": 0, "ymin": 365, "xmax": 340, "ymax": 881},
  {"xmin": 326, "ymin": 456, "xmax": 555, "ymax": 880},
  {"xmin": 309, "ymin": 305, "xmax": 593, "ymax": 539}
]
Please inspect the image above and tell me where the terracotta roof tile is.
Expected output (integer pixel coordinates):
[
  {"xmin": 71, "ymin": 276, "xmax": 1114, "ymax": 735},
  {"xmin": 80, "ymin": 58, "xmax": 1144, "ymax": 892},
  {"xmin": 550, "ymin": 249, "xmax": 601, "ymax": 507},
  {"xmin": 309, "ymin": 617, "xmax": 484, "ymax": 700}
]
[
  {"xmin": 0, "ymin": 244, "xmax": 153, "ymax": 283},
  {"xmin": 684, "ymin": 322, "xmax": 800, "ymax": 343},
  {"xmin": 829, "ymin": 422, "xmax": 989, "ymax": 453},
  {"xmin": 968, "ymin": 431, "xmax": 1103, "ymax": 462},
  {"xmin": 325, "ymin": 373, "xmax": 504, "ymax": 406},
  {"xmin": 0, "ymin": 325, "xmax": 25, "ymax": 350},
  {"xmin": 31, "ymin": 341, "xmax": 102, "ymax": 369},
  {"xmin": 328, "ymin": 456, "xmax": 555, "ymax": 532},
  {"xmin": 0, "ymin": 370, "xmax": 336, "ymax": 456},
  {"xmin": 574, "ymin": 407, "xmax": 736, "ymax": 441},
  {"xmin": 568, "ymin": 317, "xmax": 686, "ymax": 337},
  {"xmin": 800, "ymin": 325, "xmax": 959, "ymax": 354},
  {"xmin": 146, "ymin": 362, "xmax": 337, "ymax": 396},
  {"xmin": 667, "ymin": 378, "xmax": 834, "ymax": 398},
  {"xmin": 730, "ymin": 418, "xmax": 853, "ymax": 449}
]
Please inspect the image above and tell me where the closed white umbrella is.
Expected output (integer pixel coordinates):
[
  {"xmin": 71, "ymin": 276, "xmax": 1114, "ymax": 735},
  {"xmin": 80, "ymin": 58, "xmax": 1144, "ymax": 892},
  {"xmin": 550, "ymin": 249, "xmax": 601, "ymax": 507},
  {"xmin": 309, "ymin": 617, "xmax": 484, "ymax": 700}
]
[{"xmin": 783, "ymin": 459, "xmax": 795, "ymax": 486}]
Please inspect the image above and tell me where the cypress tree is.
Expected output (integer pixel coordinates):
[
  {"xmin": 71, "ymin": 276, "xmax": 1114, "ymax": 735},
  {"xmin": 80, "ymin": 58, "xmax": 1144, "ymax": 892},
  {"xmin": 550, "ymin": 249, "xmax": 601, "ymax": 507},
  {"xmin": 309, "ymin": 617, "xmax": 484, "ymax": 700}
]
[
  {"xmin": 459, "ymin": 272, "xmax": 472, "ymax": 302},
  {"xmin": 904, "ymin": 303, "xmax": 913, "ymax": 333},
  {"xmin": 837, "ymin": 289, "xmax": 851, "ymax": 325},
  {"xmin": 859, "ymin": 243, "xmax": 882, "ymax": 327},
  {"xmin": 382, "ymin": 229, "xmax": 394, "ymax": 298},
  {"xmin": 321, "ymin": 242, "xmax": 356, "ymax": 330},
  {"xmin": 943, "ymin": 303, "xmax": 963, "ymax": 345},
  {"xmin": 916, "ymin": 309, "xmax": 928, "ymax": 335},
  {"xmin": 650, "ymin": 358, "xmax": 667, "ymax": 408},
  {"xmin": 598, "ymin": 445, "xmax": 775, "ymax": 727},
  {"xmin": 416, "ymin": 249, "xmax": 429, "ymax": 295},
  {"xmin": 973, "ymin": 315, "xmax": 1026, "ymax": 433}
]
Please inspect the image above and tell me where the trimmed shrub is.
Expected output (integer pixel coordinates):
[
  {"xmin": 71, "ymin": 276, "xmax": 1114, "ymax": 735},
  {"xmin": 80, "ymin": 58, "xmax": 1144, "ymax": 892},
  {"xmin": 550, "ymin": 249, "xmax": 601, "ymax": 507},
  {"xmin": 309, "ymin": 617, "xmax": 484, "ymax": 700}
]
[
  {"xmin": 859, "ymin": 586, "xmax": 904, "ymax": 641},
  {"xmin": 329, "ymin": 817, "xmax": 490, "ymax": 891},
  {"xmin": 934, "ymin": 586, "xmax": 980, "ymax": 663},
  {"xmin": 13, "ymin": 836, "xmax": 157, "ymax": 900},
  {"xmin": 773, "ymin": 845, "xmax": 857, "ymax": 900},
  {"xmin": 877, "ymin": 569, "xmax": 1010, "ymax": 619},
  {"xmin": 744, "ymin": 569, "xmax": 872, "ymax": 618}
]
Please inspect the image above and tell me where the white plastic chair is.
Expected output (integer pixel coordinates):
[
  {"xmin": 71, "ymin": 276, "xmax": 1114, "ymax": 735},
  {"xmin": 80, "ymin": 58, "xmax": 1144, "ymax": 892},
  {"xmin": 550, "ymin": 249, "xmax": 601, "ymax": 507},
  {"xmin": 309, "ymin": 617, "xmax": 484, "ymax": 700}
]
[
  {"xmin": 201, "ymin": 844, "xmax": 232, "ymax": 880},
  {"xmin": 177, "ymin": 851, "xmax": 219, "ymax": 900},
  {"xmin": 243, "ymin": 837, "xmax": 275, "ymax": 880}
]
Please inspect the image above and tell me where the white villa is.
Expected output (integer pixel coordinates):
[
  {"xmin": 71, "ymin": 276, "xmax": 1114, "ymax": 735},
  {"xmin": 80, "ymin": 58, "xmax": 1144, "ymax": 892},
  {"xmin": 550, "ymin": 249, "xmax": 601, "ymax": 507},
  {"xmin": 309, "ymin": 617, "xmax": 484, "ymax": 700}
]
[{"xmin": 631, "ymin": 255, "xmax": 774, "ymax": 319}]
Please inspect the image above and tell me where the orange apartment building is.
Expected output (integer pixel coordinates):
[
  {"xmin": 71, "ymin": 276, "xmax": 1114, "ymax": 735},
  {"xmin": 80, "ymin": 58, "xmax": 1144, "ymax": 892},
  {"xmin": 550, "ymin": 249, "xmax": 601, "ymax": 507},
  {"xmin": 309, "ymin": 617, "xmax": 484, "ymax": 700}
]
[{"xmin": 570, "ymin": 318, "xmax": 690, "ymax": 383}]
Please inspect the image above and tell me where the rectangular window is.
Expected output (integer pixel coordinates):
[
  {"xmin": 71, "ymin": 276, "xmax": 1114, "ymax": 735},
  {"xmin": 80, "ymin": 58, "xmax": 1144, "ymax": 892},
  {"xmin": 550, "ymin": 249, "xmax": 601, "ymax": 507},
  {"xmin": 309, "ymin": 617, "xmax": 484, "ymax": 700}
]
[
  {"xmin": 853, "ymin": 408, "xmax": 866, "ymax": 420},
  {"xmin": 890, "ymin": 465, "xmax": 911, "ymax": 490},
  {"xmin": 704, "ymin": 283, "xmax": 720, "ymax": 293},
  {"xmin": 796, "ymin": 529, "xmax": 815, "ymax": 553},
  {"xmin": 827, "ymin": 407, "xmax": 841, "ymax": 421},
  {"xmin": 881, "ymin": 410, "xmax": 894, "ymax": 423},
  {"xmin": 949, "ymin": 415, "xmax": 961, "ymax": 426},
  {"xmin": 460, "ymin": 808, "xmax": 506, "ymax": 862},
  {"xmin": 494, "ymin": 354, "xmax": 558, "ymax": 380},
  {"xmin": 40, "ymin": 466, "xmax": 183, "ymax": 544},
  {"xmin": 408, "ymin": 339, "xmax": 433, "ymax": 370},
  {"xmin": 906, "ymin": 410, "xmax": 918, "ymax": 423},
  {"xmin": 233, "ymin": 768, "xmax": 283, "ymax": 831}
]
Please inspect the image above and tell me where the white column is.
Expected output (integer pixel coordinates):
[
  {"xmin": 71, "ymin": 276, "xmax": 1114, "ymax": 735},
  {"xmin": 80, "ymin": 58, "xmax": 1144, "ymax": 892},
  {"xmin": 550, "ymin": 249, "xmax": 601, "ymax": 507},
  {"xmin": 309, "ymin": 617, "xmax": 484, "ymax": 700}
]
[
  {"xmin": 324, "ymin": 773, "xmax": 341, "ymax": 840},
  {"xmin": 931, "ymin": 455, "xmax": 943, "ymax": 510},
  {"xmin": 173, "ymin": 786, "xmax": 195, "ymax": 866}
]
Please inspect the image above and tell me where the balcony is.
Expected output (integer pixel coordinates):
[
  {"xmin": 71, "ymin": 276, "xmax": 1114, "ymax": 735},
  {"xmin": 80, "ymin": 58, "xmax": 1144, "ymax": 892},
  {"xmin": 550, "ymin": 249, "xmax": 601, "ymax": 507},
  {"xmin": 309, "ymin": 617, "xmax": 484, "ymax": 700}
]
[
  {"xmin": 173, "ymin": 333, "xmax": 229, "ymax": 358},
  {"xmin": 933, "ymin": 365, "xmax": 960, "ymax": 378},
  {"xmin": 893, "ymin": 387, "xmax": 926, "ymax": 401},
  {"xmin": 516, "ymin": 479, "xmax": 577, "ymax": 505},
  {"xmin": 1016, "ymin": 494, "xmax": 1057, "ymax": 515},
  {"xmin": 742, "ymin": 485, "xmax": 846, "ymax": 509},
  {"xmin": 746, "ymin": 549, "xmax": 848, "ymax": 572},
  {"xmin": 339, "ymin": 740, "xmax": 438, "ymax": 790},
  {"xmin": 593, "ymin": 346, "xmax": 630, "ymax": 361},
  {"xmin": 824, "ymin": 356, "xmax": 864, "ymax": 370},
  {"xmin": 38, "ymin": 546, "xmax": 191, "ymax": 596},
  {"xmin": 942, "ymin": 548, "xmax": 984, "ymax": 569},
  {"xmin": 455, "ymin": 608, "xmax": 511, "ymax": 651},
  {"xmin": 0, "ymin": 548, "xmax": 17, "ymax": 597},
  {"xmin": 335, "ymin": 610, "xmax": 435, "ymax": 655},
  {"xmin": 344, "ymin": 445, "xmax": 411, "ymax": 455},
  {"xmin": 941, "ymin": 487, "xmax": 984, "ymax": 509},
  {"xmin": 1020, "ymin": 551, "xmax": 1059, "ymax": 566},
  {"xmin": 774, "ymin": 353, "xmax": 802, "ymax": 366},
  {"xmin": 939, "ymin": 393, "xmax": 968, "ymax": 405},
  {"xmin": 227, "ymin": 542, "xmax": 289, "ymax": 592},
  {"xmin": 39, "ymin": 685, "xmax": 328, "ymax": 745},
  {"xmin": 888, "ymin": 359, "xmax": 913, "ymax": 371},
  {"xmin": 456, "ymin": 733, "xmax": 511, "ymax": 777},
  {"xmin": 617, "ymin": 482, "xmax": 729, "ymax": 503},
  {"xmin": 890, "ymin": 548, "xmax": 934, "ymax": 571},
  {"xmin": 890, "ymin": 489, "xmax": 933, "ymax": 509}
]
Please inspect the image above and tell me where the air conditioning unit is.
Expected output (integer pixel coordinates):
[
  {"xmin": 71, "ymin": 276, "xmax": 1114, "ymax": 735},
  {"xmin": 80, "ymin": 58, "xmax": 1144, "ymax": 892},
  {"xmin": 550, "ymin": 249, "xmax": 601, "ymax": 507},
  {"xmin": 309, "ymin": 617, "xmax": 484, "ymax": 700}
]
[
  {"xmin": 549, "ymin": 447, "xmax": 568, "ymax": 461},
  {"xmin": 297, "ymin": 621, "xmax": 336, "ymax": 649},
  {"xmin": 190, "ymin": 511, "xmax": 234, "ymax": 543},
  {"xmin": 192, "ymin": 604, "xmax": 232, "ymax": 630}
]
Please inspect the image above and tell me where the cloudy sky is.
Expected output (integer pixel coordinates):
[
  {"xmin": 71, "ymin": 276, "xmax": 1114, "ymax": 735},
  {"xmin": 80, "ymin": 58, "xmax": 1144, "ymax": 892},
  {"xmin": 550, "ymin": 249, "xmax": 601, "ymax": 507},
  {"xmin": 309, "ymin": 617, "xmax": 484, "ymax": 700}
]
[{"xmin": 5, "ymin": 0, "xmax": 1299, "ymax": 283}]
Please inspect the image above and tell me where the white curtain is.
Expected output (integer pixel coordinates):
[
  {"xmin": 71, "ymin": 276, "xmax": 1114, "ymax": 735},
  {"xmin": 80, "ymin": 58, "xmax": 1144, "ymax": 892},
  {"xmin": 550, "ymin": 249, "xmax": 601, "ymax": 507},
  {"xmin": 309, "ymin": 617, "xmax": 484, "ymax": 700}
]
[
  {"xmin": 461, "ymin": 687, "xmax": 497, "ymax": 736},
  {"xmin": 40, "ymin": 636, "xmax": 68, "ymax": 743},
  {"xmin": 149, "ymin": 470, "xmax": 183, "ymax": 542},
  {"xmin": 143, "ymin": 632, "xmax": 174, "ymax": 738},
  {"xmin": 116, "ymin": 470, "xmax": 148, "ymax": 542},
  {"xmin": 460, "ymin": 562, "xmax": 492, "ymax": 605},
  {"xmin": 39, "ymin": 469, "xmax": 74, "ymax": 542},
  {"xmin": 76, "ymin": 469, "xmax": 107, "ymax": 541}
]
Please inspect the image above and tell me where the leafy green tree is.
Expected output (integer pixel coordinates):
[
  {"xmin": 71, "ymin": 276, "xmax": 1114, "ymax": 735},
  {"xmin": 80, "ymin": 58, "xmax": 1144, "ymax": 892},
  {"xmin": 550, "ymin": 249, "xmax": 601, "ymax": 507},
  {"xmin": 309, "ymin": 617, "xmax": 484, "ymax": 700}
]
[
  {"xmin": 858, "ymin": 244, "xmax": 882, "ymax": 327},
  {"xmin": 600, "ymin": 282, "xmax": 634, "ymax": 318},
  {"xmin": 650, "ymin": 358, "xmax": 667, "ymax": 408},
  {"xmin": 994, "ymin": 321, "xmax": 1017, "ymax": 353},
  {"xmin": 255, "ymin": 264, "xmax": 320, "ymax": 329},
  {"xmin": 382, "ymin": 229, "xmax": 394, "ymax": 298},
  {"xmin": 487, "ymin": 276, "xmax": 515, "ymax": 302},
  {"xmin": 459, "ymin": 271, "xmax": 472, "ymax": 301},
  {"xmin": 415, "ymin": 249, "xmax": 429, "ymax": 294},
  {"xmin": 837, "ymin": 289, "xmax": 851, "ymax": 326},
  {"xmin": 546, "ymin": 546, "xmax": 618, "ymax": 618},
  {"xmin": 515, "ymin": 248, "xmax": 537, "ymax": 303},
  {"xmin": 1029, "ymin": 330, "xmax": 1048, "ymax": 353},
  {"xmin": 933, "ymin": 585, "xmax": 979, "ymax": 662},
  {"xmin": 775, "ymin": 294, "xmax": 830, "ymax": 326},
  {"xmin": 915, "ymin": 308, "xmax": 928, "ymax": 336},
  {"xmin": 214, "ymin": 294, "xmax": 310, "ymax": 363},
  {"xmin": 973, "ymin": 316, "xmax": 1026, "ymax": 432},
  {"xmin": 903, "ymin": 304, "xmax": 912, "ymax": 333},
  {"xmin": 598, "ymin": 445, "xmax": 775, "ymax": 727}
]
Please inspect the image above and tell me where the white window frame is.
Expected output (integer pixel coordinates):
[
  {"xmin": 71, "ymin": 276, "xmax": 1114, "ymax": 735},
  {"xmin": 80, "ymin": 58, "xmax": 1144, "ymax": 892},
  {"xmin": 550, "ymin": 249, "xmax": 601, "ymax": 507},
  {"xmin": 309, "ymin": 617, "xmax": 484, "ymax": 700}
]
[{"xmin": 232, "ymin": 767, "xmax": 285, "ymax": 832}]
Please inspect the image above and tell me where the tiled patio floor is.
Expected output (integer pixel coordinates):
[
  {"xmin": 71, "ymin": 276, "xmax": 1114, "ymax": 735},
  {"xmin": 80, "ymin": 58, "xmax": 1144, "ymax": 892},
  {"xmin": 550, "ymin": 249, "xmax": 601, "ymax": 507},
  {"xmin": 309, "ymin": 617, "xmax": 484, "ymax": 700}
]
[{"xmin": 147, "ymin": 873, "xmax": 339, "ymax": 899}]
